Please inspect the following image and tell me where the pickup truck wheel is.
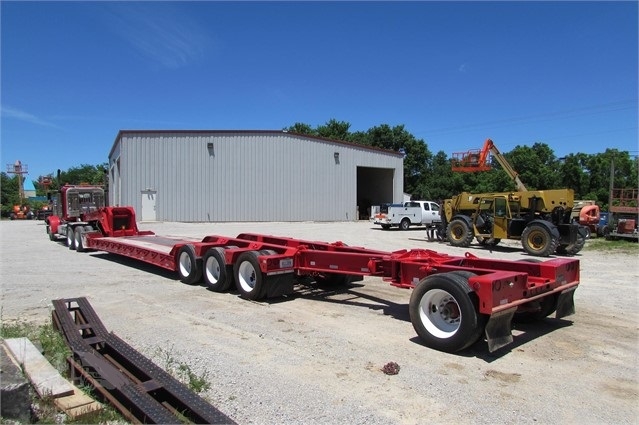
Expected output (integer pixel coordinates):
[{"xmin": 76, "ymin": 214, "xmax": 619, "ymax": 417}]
[
  {"xmin": 74, "ymin": 227, "xmax": 86, "ymax": 253},
  {"xmin": 381, "ymin": 224, "xmax": 391, "ymax": 230},
  {"xmin": 399, "ymin": 218, "xmax": 411, "ymax": 231},
  {"xmin": 521, "ymin": 223, "xmax": 558, "ymax": 257},
  {"xmin": 67, "ymin": 227, "xmax": 76, "ymax": 250},
  {"xmin": 409, "ymin": 272, "xmax": 483, "ymax": 353},
  {"xmin": 234, "ymin": 251, "xmax": 265, "ymax": 300},
  {"xmin": 446, "ymin": 219, "xmax": 473, "ymax": 247},
  {"xmin": 177, "ymin": 244, "xmax": 202, "ymax": 285},
  {"xmin": 203, "ymin": 247, "xmax": 233, "ymax": 292}
]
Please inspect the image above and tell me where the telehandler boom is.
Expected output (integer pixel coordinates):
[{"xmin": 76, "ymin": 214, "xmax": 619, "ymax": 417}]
[{"xmin": 451, "ymin": 138, "xmax": 527, "ymax": 192}]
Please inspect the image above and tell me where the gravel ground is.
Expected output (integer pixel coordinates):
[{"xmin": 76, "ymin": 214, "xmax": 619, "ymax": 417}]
[{"xmin": 1, "ymin": 219, "xmax": 638, "ymax": 424}]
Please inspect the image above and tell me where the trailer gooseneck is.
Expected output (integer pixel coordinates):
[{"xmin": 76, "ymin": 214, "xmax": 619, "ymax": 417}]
[{"xmin": 47, "ymin": 205, "xmax": 580, "ymax": 354}]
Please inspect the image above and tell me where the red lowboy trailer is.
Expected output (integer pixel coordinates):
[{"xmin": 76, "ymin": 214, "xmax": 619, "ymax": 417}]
[{"xmin": 49, "ymin": 205, "xmax": 580, "ymax": 353}]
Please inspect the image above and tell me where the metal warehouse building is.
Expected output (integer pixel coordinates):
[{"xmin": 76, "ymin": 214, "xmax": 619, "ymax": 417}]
[{"xmin": 108, "ymin": 130, "xmax": 404, "ymax": 222}]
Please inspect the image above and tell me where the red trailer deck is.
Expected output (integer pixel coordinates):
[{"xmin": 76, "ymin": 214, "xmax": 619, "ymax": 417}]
[{"xmin": 49, "ymin": 206, "xmax": 580, "ymax": 353}]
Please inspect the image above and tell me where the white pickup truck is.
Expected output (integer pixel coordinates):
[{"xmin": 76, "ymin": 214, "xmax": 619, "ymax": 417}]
[{"xmin": 370, "ymin": 200, "xmax": 442, "ymax": 230}]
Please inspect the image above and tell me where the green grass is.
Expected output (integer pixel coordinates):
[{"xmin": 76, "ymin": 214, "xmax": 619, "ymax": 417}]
[
  {"xmin": 154, "ymin": 345, "xmax": 212, "ymax": 393},
  {"xmin": 584, "ymin": 237, "xmax": 639, "ymax": 254},
  {"xmin": 0, "ymin": 320, "xmax": 71, "ymax": 372}
]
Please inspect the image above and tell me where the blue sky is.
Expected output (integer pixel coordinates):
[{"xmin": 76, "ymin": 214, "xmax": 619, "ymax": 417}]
[{"xmin": 1, "ymin": 1, "xmax": 637, "ymax": 183}]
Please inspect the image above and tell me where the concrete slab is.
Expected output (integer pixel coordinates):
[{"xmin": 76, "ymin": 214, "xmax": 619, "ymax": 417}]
[{"xmin": 4, "ymin": 337, "xmax": 74, "ymax": 398}]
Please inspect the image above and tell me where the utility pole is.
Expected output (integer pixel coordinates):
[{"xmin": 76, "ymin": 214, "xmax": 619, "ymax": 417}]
[{"xmin": 608, "ymin": 158, "xmax": 615, "ymax": 210}]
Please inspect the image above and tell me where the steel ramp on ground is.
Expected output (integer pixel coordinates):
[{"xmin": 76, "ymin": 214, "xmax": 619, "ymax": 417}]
[{"xmin": 52, "ymin": 297, "xmax": 236, "ymax": 424}]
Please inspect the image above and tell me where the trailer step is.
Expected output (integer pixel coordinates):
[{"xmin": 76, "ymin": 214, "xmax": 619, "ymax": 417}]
[{"xmin": 51, "ymin": 297, "xmax": 236, "ymax": 424}]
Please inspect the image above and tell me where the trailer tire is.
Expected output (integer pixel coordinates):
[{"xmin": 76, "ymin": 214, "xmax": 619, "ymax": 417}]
[
  {"xmin": 177, "ymin": 244, "xmax": 202, "ymax": 285},
  {"xmin": 446, "ymin": 218, "xmax": 474, "ymax": 247},
  {"xmin": 74, "ymin": 227, "xmax": 86, "ymax": 253},
  {"xmin": 67, "ymin": 227, "xmax": 76, "ymax": 250},
  {"xmin": 234, "ymin": 251, "xmax": 265, "ymax": 300},
  {"xmin": 399, "ymin": 218, "xmax": 411, "ymax": 231},
  {"xmin": 521, "ymin": 223, "xmax": 558, "ymax": 257},
  {"xmin": 203, "ymin": 247, "xmax": 233, "ymax": 292},
  {"xmin": 409, "ymin": 272, "xmax": 484, "ymax": 353},
  {"xmin": 447, "ymin": 271, "xmax": 487, "ymax": 346}
]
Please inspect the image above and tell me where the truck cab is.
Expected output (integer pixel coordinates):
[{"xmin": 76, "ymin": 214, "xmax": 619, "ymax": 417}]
[{"xmin": 46, "ymin": 184, "xmax": 106, "ymax": 246}]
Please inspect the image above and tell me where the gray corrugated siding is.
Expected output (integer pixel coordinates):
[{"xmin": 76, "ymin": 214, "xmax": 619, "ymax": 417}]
[{"xmin": 110, "ymin": 131, "xmax": 403, "ymax": 222}]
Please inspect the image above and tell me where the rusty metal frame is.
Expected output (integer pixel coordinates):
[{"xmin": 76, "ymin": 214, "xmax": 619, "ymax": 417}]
[{"xmin": 52, "ymin": 297, "xmax": 235, "ymax": 424}]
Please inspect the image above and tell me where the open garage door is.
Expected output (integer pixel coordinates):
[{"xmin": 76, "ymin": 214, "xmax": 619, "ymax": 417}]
[{"xmin": 356, "ymin": 167, "xmax": 394, "ymax": 220}]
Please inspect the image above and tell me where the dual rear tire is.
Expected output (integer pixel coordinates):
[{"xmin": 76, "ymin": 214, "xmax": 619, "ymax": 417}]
[{"xmin": 199, "ymin": 247, "xmax": 276, "ymax": 301}]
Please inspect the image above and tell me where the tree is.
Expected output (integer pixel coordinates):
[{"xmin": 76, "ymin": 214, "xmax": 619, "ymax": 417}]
[
  {"xmin": 284, "ymin": 119, "xmax": 637, "ymax": 206},
  {"xmin": 285, "ymin": 122, "xmax": 314, "ymax": 135},
  {"xmin": 505, "ymin": 143, "xmax": 561, "ymax": 190},
  {"xmin": 425, "ymin": 151, "xmax": 457, "ymax": 202},
  {"xmin": 364, "ymin": 124, "xmax": 433, "ymax": 198},
  {"xmin": 56, "ymin": 163, "xmax": 108, "ymax": 187},
  {"xmin": 1, "ymin": 172, "xmax": 21, "ymax": 216},
  {"xmin": 316, "ymin": 119, "xmax": 351, "ymax": 141}
]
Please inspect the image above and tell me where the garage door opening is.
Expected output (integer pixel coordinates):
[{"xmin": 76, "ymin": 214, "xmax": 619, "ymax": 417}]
[{"xmin": 356, "ymin": 167, "xmax": 394, "ymax": 220}]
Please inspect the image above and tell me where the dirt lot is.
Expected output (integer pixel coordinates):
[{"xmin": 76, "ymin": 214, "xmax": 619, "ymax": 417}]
[{"xmin": 1, "ymin": 219, "xmax": 638, "ymax": 424}]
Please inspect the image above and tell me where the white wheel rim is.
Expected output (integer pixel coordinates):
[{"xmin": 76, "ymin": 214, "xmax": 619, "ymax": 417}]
[
  {"xmin": 419, "ymin": 289, "xmax": 462, "ymax": 338},
  {"xmin": 237, "ymin": 261, "xmax": 257, "ymax": 293},
  {"xmin": 179, "ymin": 252, "xmax": 192, "ymax": 277},
  {"xmin": 205, "ymin": 256, "xmax": 221, "ymax": 284}
]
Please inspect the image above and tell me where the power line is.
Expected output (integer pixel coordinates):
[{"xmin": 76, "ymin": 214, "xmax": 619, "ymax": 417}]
[{"xmin": 416, "ymin": 99, "xmax": 637, "ymax": 137}]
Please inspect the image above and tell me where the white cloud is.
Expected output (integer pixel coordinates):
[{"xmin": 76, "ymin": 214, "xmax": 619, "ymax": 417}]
[
  {"xmin": 103, "ymin": 4, "xmax": 213, "ymax": 69},
  {"xmin": 1, "ymin": 106, "xmax": 61, "ymax": 128}
]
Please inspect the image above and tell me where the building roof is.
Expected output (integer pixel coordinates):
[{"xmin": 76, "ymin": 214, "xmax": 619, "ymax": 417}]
[{"xmin": 110, "ymin": 129, "xmax": 403, "ymax": 159}]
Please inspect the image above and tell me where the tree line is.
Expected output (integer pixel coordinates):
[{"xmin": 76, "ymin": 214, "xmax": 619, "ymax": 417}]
[
  {"xmin": 1, "ymin": 121, "xmax": 637, "ymax": 216},
  {"xmin": 286, "ymin": 119, "xmax": 638, "ymax": 209}
]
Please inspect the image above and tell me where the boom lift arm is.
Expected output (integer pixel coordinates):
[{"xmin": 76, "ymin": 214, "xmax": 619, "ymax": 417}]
[{"xmin": 451, "ymin": 138, "xmax": 527, "ymax": 192}]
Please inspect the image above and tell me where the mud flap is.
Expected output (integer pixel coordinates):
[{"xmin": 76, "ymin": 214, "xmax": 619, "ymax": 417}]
[
  {"xmin": 555, "ymin": 287, "xmax": 576, "ymax": 319},
  {"xmin": 264, "ymin": 273, "xmax": 295, "ymax": 298},
  {"xmin": 485, "ymin": 308, "xmax": 516, "ymax": 352},
  {"xmin": 345, "ymin": 275, "xmax": 364, "ymax": 284}
]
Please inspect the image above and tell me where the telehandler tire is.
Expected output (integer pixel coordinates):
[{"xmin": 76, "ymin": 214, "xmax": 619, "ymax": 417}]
[
  {"xmin": 521, "ymin": 223, "xmax": 558, "ymax": 257},
  {"xmin": 446, "ymin": 219, "xmax": 474, "ymax": 247}
]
